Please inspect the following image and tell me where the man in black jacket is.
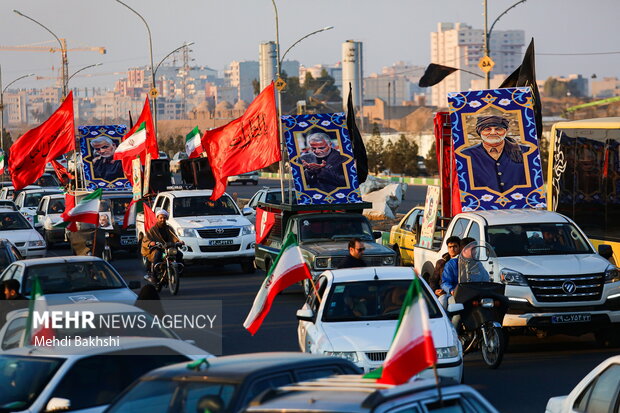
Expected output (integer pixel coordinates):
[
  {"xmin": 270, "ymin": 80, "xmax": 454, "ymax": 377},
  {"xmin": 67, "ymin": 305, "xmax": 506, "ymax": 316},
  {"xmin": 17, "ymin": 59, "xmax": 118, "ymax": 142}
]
[{"xmin": 337, "ymin": 238, "xmax": 367, "ymax": 269}]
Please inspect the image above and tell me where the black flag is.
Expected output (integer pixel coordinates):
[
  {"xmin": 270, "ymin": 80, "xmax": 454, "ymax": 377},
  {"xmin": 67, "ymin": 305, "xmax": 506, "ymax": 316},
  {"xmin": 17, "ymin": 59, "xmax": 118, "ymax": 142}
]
[
  {"xmin": 418, "ymin": 63, "xmax": 458, "ymax": 87},
  {"xmin": 500, "ymin": 38, "xmax": 543, "ymax": 139},
  {"xmin": 128, "ymin": 110, "xmax": 134, "ymax": 129},
  {"xmin": 346, "ymin": 83, "xmax": 368, "ymax": 184}
]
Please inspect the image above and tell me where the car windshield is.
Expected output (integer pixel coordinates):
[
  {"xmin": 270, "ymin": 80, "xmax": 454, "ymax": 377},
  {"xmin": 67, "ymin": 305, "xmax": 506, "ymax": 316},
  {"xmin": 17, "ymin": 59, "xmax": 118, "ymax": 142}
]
[
  {"xmin": 100, "ymin": 197, "xmax": 133, "ymax": 218},
  {"xmin": 0, "ymin": 248, "xmax": 14, "ymax": 271},
  {"xmin": 23, "ymin": 261, "xmax": 125, "ymax": 295},
  {"xmin": 173, "ymin": 195, "xmax": 238, "ymax": 217},
  {"xmin": 0, "ymin": 212, "xmax": 31, "ymax": 230},
  {"xmin": 488, "ymin": 223, "xmax": 593, "ymax": 257},
  {"xmin": 106, "ymin": 379, "xmax": 236, "ymax": 413},
  {"xmin": 322, "ymin": 279, "xmax": 442, "ymax": 322},
  {"xmin": 35, "ymin": 175, "xmax": 60, "ymax": 187},
  {"xmin": 0, "ymin": 355, "xmax": 64, "ymax": 411},
  {"xmin": 47, "ymin": 199, "xmax": 66, "ymax": 214},
  {"xmin": 299, "ymin": 216, "xmax": 373, "ymax": 242},
  {"xmin": 24, "ymin": 193, "xmax": 55, "ymax": 208}
]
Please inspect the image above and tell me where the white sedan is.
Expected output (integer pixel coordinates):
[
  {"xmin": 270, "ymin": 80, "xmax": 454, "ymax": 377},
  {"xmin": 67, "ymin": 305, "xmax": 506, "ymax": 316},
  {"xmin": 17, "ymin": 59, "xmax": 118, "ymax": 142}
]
[
  {"xmin": 296, "ymin": 266, "xmax": 463, "ymax": 382},
  {"xmin": 546, "ymin": 355, "xmax": 620, "ymax": 413},
  {"xmin": 0, "ymin": 211, "xmax": 46, "ymax": 258}
]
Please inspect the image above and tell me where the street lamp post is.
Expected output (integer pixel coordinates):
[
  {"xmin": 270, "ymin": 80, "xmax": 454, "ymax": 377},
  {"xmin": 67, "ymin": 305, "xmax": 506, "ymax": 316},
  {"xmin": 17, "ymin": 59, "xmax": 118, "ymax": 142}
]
[
  {"xmin": 483, "ymin": 0, "xmax": 527, "ymax": 89},
  {"xmin": 0, "ymin": 66, "xmax": 35, "ymax": 151},
  {"xmin": 13, "ymin": 10, "xmax": 68, "ymax": 98},
  {"xmin": 115, "ymin": 0, "xmax": 158, "ymax": 137},
  {"xmin": 68, "ymin": 62, "xmax": 103, "ymax": 84},
  {"xmin": 154, "ymin": 42, "xmax": 194, "ymax": 76},
  {"xmin": 270, "ymin": 0, "xmax": 333, "ymax": 199}
]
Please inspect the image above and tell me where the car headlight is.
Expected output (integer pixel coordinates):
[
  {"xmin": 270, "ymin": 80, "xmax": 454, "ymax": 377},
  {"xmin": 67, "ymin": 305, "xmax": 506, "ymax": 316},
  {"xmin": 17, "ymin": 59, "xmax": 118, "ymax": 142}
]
[
  {"xmin": 315, "ymin": 257, "xmax": 330, "ymax": 269},
  {"xmin": 28, "ymin": 240, "xmax": 45, "ymax": 247},
  {"xmin": 436, "ymin": 346, "xmax": 460, "ymax": 359},
  {"xmin": 324, "ymin": 351, "xmax": 359, "ymax": 363},
  {"xmin": 500, "ymin": 268, "xmax": 528, "ymax": 286},
  {"xmin": 241, "ymin": 224, "xmax": 255, "ymax": 235},
  {"xmin": 605, "ymin": 265, "xmax": 620, "ymax": 283},
  {"xmin": 177, "ymin": 228, "xmax": 196, "ymax": 237},
  {"xmin": 382, "ymin": 256, "xmax": 395, "ymax": 265}
]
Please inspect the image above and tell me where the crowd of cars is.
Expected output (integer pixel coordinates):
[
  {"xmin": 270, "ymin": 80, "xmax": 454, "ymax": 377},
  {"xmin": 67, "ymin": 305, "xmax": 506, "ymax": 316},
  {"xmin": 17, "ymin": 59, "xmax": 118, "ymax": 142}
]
[{"xmin": 0, "ymin": 175, "xmax": 617, "ymax": 412}]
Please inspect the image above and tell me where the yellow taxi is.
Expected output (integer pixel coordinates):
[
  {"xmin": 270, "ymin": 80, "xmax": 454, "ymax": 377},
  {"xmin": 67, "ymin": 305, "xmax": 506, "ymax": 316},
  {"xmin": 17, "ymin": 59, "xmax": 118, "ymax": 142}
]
[{"xmin": 388, "ymin": 206, "xmax": 424, "ymax": 266}]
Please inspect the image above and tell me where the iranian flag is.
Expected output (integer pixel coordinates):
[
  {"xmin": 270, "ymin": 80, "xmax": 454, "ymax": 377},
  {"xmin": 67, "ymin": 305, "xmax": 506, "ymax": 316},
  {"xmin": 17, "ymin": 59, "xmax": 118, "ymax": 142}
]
[
  {"xmin": 244, "ymin": 232, "xmax": 311, "ymax": 335},
  {"xmin": 185, "ymin": 126, "xmax": 203, "ymax": 158},
  {"xmin": 115, "ymin": 122, "xmax": 148, "ymax": 159},
  {"xmin": 123, "ymin": 199, "xmax": 156, "ymax": 231},
  {"xmin": 365, "ymin": 277, "xmax": 437, "ymax": 385},
  {"xmin": 23, "ymin": 277, "xmax": 55, "ymax": 346},
  {"xmin": 58, "ymin": 189, "xmax": 102, "ymax": 226},
  {"xmin": 0, "ymin": 151, "xmax": 5, "ymax": 174}
]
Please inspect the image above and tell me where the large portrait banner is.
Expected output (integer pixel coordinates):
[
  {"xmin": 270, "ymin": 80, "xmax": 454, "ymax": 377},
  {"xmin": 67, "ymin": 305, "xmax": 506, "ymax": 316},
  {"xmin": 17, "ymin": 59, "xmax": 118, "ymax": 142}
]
[
  {"xmin": 281, "ymin": 113, "xmax": 362, "ymax": 205},
  {"xmin": 79, "ymin": 125, "xmax": 130, "ymax": 191},
  {"xmin": 448, "ymin": 87, "xmax": 546, "ymax": 211}
]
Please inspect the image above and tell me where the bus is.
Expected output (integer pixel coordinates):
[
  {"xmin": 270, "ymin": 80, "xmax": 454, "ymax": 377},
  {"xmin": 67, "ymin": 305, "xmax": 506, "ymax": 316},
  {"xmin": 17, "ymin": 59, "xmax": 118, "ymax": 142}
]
[{"xmin": 546, "ymin": 117, "xmax": 620, "ymax": 260}]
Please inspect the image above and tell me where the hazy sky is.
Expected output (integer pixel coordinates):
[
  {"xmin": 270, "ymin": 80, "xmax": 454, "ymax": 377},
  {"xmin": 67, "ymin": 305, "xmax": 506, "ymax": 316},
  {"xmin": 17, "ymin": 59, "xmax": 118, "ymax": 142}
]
[{"xmin": 1, "ymin": 0, "xmax": 619, "ymax": 90}]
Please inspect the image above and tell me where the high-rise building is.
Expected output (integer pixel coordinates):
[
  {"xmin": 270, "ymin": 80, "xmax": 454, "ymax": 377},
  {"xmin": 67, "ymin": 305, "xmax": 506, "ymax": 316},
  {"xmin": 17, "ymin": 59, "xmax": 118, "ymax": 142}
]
[
  {"xmin": 226, "ymin": 61, "xmax": 259, "ymax": 103},
  {"xmin": 259, "ymin": 41, "xmax": 277, "ymax": 92},
  {"xmin": 430, "ymin": 22, "xmax": 524, "ymax": 107},
  {"xmin": 342, "ymin": 40, "xmax": 363, "ymax": 110}
]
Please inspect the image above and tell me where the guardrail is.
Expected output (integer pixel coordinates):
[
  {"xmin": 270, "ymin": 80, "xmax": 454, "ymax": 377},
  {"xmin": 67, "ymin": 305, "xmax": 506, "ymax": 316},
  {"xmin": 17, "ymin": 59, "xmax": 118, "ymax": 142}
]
[{"xmin": 258, "ymin": 172, "xmax": 439, "ymax": 186}]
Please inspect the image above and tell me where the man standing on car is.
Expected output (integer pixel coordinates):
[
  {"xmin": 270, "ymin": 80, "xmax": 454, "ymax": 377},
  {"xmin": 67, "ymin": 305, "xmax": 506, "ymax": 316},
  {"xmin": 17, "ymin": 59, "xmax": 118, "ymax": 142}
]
[
  {"xmin": 141, "ymin": 210, "xmax": 184, "ymax": 284},
  {"xmin": 337, "ymin": 238, "xmax": 367, "ymax": 269}
]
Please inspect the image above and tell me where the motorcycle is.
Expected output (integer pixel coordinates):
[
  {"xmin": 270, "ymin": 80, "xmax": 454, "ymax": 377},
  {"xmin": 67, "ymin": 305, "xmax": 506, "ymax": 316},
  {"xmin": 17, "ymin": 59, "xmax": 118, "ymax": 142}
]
[
  {"xmin": 448, "ymin": 241, "xmax": 508, "ymax": 369},
  {"xmin": 148, "ymin": 242, "xmax": 185, "ymax": 295}
]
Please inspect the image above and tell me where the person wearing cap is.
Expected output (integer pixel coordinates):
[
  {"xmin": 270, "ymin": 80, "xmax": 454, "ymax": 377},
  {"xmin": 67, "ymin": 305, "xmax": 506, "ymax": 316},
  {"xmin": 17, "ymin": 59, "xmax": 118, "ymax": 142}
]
[
  {"xmin": 461, "ymin": 115, "xmax": 529, "ymax": 193},
  {"xmin": 141, "ymin": 209, "xmax": 184, "ymax": 283},
  {"xmin": 300, "ymin": 131, "xmax": 347, "ymax": 192}
]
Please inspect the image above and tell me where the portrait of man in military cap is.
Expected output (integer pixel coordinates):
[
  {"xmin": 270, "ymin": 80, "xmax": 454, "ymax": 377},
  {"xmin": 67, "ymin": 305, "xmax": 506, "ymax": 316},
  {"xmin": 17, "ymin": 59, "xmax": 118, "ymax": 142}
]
[{"xmin": 460, "ymin": 115, "xmax": 529, "ymax": 193}]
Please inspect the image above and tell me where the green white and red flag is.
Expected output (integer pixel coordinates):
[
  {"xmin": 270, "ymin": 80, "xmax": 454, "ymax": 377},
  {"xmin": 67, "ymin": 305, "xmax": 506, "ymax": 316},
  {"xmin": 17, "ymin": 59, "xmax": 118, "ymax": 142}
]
[
  {"xmin": 365, "ymin": 277, "xmax": 437, "ymax": 385},
  {"xmin": 56, "ymin": 189, "xmax": 102, "ymax": 227},
  {"xmin": 244, "ymin": 232, "xmax": 311, "ymax": 335},
  {"xmin": 185, "ymin": 126, "xmax": 203, "ymax": 158},
  {"xmin": 123, "ymin": 199, "xmax": 156, "ymax": 231},
  {"xmin": 0, "ymin": 151, "xmax": 5, "ymax": 175},
  {"xmin": 115, "ymin": 122, "xmax": 148, "ymax": 159},
  {"xmin": 23, "ymin": 276, "xmax": 55, "ymax": 346}
]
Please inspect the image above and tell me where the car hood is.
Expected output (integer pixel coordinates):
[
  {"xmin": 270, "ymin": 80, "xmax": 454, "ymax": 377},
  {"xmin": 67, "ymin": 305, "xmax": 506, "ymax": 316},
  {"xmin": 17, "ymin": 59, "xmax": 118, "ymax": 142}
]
[
  {"xmin": 1, "ymin": 229, "xmax": 43, "ymax": 243},
  {"xmin": 172, "ymin": 215, "xmax": 251, "ymax": 229},
  {"xmin": 321, "ymin": 318, "xmax": 451, "ymax": 351},
  {"xmin": 44, "ymin": 288, "xmax": 137, "ymax": 306},
  {"xmin": 302, "ymin": 241, "xmax": 392, "ymax": 257},
  {"xmin": 498, "ymin": 254, "xmax": 610, "ymax": 275}
]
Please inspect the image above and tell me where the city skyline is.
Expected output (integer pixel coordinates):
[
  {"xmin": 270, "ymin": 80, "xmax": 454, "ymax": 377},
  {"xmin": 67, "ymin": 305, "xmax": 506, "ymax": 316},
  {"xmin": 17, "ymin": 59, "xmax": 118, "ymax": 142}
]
[{"xmin": 0, "ymin": 0, "xmax": 618, "ymax": 91}]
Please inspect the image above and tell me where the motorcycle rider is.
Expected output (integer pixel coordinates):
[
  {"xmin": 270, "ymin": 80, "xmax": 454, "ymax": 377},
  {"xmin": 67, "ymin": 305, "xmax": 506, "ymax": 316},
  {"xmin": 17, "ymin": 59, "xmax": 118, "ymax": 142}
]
[{"xmin": 141, "ymin": 210, "xmax": 184, "ymax": 284}]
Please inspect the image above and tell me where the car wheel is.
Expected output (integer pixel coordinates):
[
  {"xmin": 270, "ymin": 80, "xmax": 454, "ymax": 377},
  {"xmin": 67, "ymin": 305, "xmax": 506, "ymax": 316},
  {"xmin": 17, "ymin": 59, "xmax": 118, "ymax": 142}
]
[
  {"xmin": 241, "ymin": 259, "xmax": 256, "ymax": 274},
  {"xmin": 253, "ymin": 181, "xmax": 258, "ymax": 186}
]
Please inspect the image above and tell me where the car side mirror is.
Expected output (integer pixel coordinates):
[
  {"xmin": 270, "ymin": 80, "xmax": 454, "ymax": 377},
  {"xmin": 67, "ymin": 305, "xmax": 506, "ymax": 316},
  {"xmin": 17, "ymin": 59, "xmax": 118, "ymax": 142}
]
[
  {"xmin": 45, "ymin": 397, "xmax": 71, "ymax": 412},
  {"xmin": 242, "ymin": 207, "xmax": 253, "ymax": 216},
  {"xmin": 373, "ymin": 231, "xmax": 382, "ymax": 240},
  {"xmin": 598, "ymin": 244, "xmax": 613, "ymax": 260},
  {"xmin": 128, "ymin": 281, "xmax": 141, "ymax": 290},
  {"xmin": 296, "ymin": 308, "xmax": 314, "ymax": 322},
  {"xmin": 36, "ymin": 209, "xmax": 44, "ymax": 215},
  {"xmin": 447, "ymin": 303, "xmax": 464, "ymax": 316}
]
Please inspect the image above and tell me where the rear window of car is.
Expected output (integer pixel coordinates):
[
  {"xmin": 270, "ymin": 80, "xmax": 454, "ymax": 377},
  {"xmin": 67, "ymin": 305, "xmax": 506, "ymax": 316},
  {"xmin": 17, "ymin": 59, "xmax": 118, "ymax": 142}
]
[{"xmin": 23, "ymin": 261, "xmax": 125, "ymax": 295}]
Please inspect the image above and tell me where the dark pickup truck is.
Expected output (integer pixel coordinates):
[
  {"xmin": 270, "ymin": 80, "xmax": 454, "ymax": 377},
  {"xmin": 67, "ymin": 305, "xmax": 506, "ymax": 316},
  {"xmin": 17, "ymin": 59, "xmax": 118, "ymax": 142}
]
[{"xmin": 255, "ymin": 201, "xmax": 396, "ymax": 281}]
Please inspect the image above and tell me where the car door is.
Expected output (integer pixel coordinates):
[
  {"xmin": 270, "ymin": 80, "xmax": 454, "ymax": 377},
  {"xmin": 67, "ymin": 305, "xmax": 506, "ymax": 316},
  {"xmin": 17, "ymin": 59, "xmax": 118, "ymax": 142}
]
[
  {"xmin": 399, "ymin": 209, "xmax": 423, "ymax": 265},
  {"xmin": 299, "ymin": 277, "xmax": 328, "ymax": 353}
]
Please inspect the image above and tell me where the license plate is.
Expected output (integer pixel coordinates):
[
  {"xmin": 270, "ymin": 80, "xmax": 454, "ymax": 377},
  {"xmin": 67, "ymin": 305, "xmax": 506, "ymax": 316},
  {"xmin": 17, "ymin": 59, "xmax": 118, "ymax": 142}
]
[
  {"xmin": 209, "ymin": 239, "xmax": 233, "ymax": 246},
  {"xmin": 121, "ymin": 236, "xmax": 137, "ymax": 246},
  {"xmin": 551, "ymin": 314, "xmax": 591, "ymax": 324}
]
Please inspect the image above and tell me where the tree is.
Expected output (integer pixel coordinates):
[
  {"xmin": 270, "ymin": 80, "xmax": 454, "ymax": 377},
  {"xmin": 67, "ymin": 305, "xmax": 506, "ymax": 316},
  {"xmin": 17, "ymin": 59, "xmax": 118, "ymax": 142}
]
[
  {"xmin": 252, "ymin": 78, "xmax": 260, "ymax": 96},
  {"xmin": 385, "ymin": 135, "xmax": 419, "ymax": 176},
  {"xmin": 30, "ymin": 102, "xmax": 54, "ymax": 123},
  {"xmin": 366, "ymin": 123, "xmax": 384, "ymax": 174},
  {"xmin": 425, "ymin": 143, "xmax": 438, "ymax": 175},
  {"xmin": 0, "ymin": 129, "xmax": 13, "ymax": 151}
]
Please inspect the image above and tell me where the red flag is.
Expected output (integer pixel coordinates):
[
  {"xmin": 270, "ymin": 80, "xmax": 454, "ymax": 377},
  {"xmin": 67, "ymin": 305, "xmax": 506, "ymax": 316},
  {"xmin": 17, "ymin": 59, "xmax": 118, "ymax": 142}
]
[
  {"xmin": 61, "ymin": 192, "xmax": 78, "ymax": 232},
  {"xmin": 51, "ymin": 159, "xmax": 73, "ymax": 186},
  {"xmin": 143, "ymin": 202, "xmax": 157, "ymax": 232},
  {"xmin": 202, "ymin": 83, "xmax": 280, "ymax": 200},
  {"xmin": 115, "ymin": 97, "xmax": 159, "ymax": 182},
  {"xmin": 9, "ymin": 92, "xmax": 75, "ymax": 190},
  {"xmin": 255, "ymin": 207, "xmax": 276, "ymax": 244},
  {"xmin": 433, "ymin": 112, "xmax": 461, "ymax": 218}
]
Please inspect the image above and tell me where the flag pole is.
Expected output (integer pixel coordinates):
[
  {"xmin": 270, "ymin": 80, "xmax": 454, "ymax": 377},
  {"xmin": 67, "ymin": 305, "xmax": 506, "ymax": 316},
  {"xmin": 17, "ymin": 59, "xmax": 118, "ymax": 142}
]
[
  {"xmin": 309, "ymin": 277, "xmax": 322, "ymax": 304},
  {"xmin": 432, "ymin": 364, "xmax": 444, "ymax": 405}
]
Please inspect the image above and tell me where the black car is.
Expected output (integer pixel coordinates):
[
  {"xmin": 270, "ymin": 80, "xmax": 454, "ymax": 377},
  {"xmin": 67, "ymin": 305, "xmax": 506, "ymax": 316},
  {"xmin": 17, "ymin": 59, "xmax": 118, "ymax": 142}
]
[{"xmin": 105, "ymin": 352, "xmax": 361, "ymax": 413}]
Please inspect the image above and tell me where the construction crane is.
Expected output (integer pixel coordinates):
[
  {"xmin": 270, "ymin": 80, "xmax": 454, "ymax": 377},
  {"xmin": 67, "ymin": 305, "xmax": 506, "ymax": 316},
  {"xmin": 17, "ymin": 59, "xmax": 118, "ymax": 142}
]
[{"xmin": 0, "ymin": 38, "xmax": 106, "ymax": 54}]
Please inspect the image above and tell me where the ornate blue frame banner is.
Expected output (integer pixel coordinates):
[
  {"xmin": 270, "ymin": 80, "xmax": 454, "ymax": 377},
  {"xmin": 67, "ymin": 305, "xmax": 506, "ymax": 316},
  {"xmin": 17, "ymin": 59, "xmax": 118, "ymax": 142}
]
[
  {"xmin": 448, "ymin": 87, "xmax": 545, "ymax": 211},
  {"xmin": 79, "ymin": 125, "xmax": 131, "ymax": 191},
  {"xmin": 281, "ymin": 113, "xmax": 362, "ymax": 205}
]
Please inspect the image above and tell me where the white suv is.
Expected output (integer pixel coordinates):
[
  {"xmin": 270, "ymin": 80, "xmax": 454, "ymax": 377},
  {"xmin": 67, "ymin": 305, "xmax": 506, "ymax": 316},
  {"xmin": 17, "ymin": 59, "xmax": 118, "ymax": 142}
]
[{"xmin": 137, "ymin": 190, "xmax": 256, "ymax": 273}]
